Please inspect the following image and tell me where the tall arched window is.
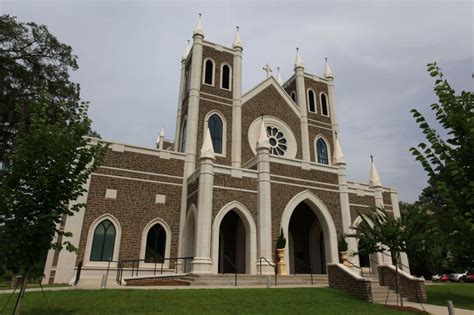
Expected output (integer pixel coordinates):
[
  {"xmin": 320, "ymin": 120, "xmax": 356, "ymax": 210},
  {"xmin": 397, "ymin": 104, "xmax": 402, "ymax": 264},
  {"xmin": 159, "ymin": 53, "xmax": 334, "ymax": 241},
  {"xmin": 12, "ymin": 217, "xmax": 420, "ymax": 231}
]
[
  {"xmin": 145, "ymin": 223, "xmax": 166, "ymax": 263},
  {"xmin": 308, "ymin": 89, "xmax": 316, "ymax": 113},
  {"xmin": 221, "ymin": 64, "xmax": 231, "ymax": 90},
  {"xmin": 321, "ymin": 93, "xmax": 329, "ymax": 116},
  {"xmin": 204, "ymin": 59, "xmax": 214, "ymax": 85},
  {"xmin": 180, "ymin": 120, "xmax": 187, "ymax": 152},
  {"xmin": 316, "ymin": 138, "xmax": 329, "ymax": 165},
  {"xmin": 90, "ymin": 219, "xmax": 116, "ymax": 261},
  {"xmin": 208, "ymin": 114, "xmax": 223, "ymax": 154},
  {"xmin": 290, "ymin": 91, "xmax": 297, "ymax": 103}
]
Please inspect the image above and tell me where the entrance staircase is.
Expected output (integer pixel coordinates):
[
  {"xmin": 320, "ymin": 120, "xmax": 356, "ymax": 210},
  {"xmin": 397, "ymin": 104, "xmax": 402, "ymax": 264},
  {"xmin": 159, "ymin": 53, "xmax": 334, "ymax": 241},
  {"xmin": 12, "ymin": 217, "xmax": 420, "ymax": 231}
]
[
  {"xmin": 180, "ymin": 274, "xmax": 329, "ymax": 287},
  {"xmin": 364, "ymin": 274, "xmax": 407, "ymax": 305}
]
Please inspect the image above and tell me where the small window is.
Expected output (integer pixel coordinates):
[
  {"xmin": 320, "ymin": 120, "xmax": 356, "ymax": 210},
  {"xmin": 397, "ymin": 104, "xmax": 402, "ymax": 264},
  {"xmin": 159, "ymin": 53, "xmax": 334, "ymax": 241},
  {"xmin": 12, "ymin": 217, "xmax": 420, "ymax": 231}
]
[
  {"xmin": 208, "ymin": 114, "xmax": 223, "ymax": 154},
  {"xmin": 180, "ymin": 120, "xmax": 187, "ymax": 152},
  {"xmin": 90, "ymin": 219, "xmax": 116, "ymax": 261},
  {"xmin": 308, "ymin": 89, "xmax": 316, "ymax": 113},
  {"xmin": 321, "ymin": 93, "xmax": 329, "ymax": 116},
  {"xmin": 316, "ymin": 138, "xmax": 329, "ymax": 165},
  {"xmin": 204, "ymin": 59, "xmax": 214, "ymax": 85},
  {"xmin": 221, "ymin": 64, "xmax": 231, "ymax": 90},
  {"xmin": 145, "ymin": 223, "xmax": 166, "ymax": 263},
  {"xmin": 290, "ymin": 91, "xmax": 296, "ymax": 102}
]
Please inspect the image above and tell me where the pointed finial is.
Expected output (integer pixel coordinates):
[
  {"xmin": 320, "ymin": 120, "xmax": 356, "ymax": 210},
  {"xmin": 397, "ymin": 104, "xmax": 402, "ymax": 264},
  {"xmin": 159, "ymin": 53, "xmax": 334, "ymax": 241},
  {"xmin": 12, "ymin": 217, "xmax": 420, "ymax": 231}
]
[
  {"xmin": 324, "ymin": 58, "xmax": 334, "ymax": 80},
  {"xmin": 160, "ymin": 126, "xmax": 165, "ymax": 137},
  {"xmin": 256, "ymin": 118, "xmax": 271, "ymax": 149},
  {"xmin": 369, "ymin": 155, "xmax": 382, "ymax": 188},
  {"xmin": 276, "ymin": 67, "xmax": 283, "ymax": 85},
  {"xmin": 233, "ymin": 25, "xmax": 242, "ymax": 48},
  {"xmin": 193, "ymin": 13, "xmax": 204, "ymax": 37},
  {"xmin": 182, "ymin": 40, "xmax": 191, "ymax": 60},
  {"xmin": 200, "ymin": 128, "xmax": 215, "ymax": 159},
  {"xmin": 333, "ymin": 137, "xmax": 346, "ymax": 165},
  {"xmin": 294, "ymin": 47, "xmax": 304, "ymax": 69}
]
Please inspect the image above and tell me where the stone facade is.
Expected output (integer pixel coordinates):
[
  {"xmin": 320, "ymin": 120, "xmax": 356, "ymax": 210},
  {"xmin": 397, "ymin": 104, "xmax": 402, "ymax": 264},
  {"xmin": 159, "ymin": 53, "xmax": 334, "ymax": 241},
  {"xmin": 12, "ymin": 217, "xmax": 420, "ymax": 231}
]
[
  {"xmin": 42, "ymin": 20, "xmax": 409, "ymax": 285},
  {"xmin": 327, "ymin": 264, "xmax": 372, "ymax": 301},
  {"xmin": 378, "ymin": 265, "xmax": 427, "ymax": 303}
]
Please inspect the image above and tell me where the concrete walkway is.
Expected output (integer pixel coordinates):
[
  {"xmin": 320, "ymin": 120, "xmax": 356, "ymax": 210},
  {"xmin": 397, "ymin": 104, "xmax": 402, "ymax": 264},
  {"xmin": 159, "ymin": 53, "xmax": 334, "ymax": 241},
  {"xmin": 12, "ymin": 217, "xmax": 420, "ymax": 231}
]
[{"xmin": 403, "ymin": 301, "xmax": 474, "ymax": 315}]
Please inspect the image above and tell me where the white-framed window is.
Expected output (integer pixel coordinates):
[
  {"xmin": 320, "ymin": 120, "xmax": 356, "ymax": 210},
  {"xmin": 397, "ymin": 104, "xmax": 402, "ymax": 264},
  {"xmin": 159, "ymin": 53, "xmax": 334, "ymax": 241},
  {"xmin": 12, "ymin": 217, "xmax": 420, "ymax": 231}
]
[
  {"xmin": 84, "ymin": 214, "xmax": 122, "ymax": 267},
  {"xmin": 202, "ymin": 58, "xmax": 215, "ymax": 86},
  {"xmin": 290, "ymin": 91, "xmax": 297, "ymax": 103},
  {"xmin": 139, "ymin": 218, "xmax": 172, "ymax": 268},
  {"xmin": 320, "ymin": 92, "xmax": 330, "ymax": 117},
  {"xmin": 307, "ymin": 88, "xmax": 317, "ymax": 113},
  {"xmin": 179, "ymin": 118, "xmax": 187, "ymax": 153},
  {"xmin": 220, "ymin": 63, "xmax": 232, "ymax": 90},
  {"xmin": 204, "ymin": 111, "xmax": 226, "ymax": 156},
  {"xmin": 314, "ymin": 136, "xmax": 331, "ymax": 165}
]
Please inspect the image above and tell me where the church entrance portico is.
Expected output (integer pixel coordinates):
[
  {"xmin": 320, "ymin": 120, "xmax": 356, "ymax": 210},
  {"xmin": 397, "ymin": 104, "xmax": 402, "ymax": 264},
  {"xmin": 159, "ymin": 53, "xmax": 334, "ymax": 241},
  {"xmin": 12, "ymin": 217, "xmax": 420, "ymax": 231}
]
[{"xmin": 281, "ymin": 191, "xmax": 339, "ymax": 274}]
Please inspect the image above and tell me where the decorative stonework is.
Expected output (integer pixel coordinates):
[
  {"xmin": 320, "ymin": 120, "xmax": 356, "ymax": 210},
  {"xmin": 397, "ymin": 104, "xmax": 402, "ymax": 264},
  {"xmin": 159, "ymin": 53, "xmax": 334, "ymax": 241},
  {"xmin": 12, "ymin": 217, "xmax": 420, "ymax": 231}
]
[{"xmin": 105, "ymin": 189, "xmax": 117, "ymax": 200}]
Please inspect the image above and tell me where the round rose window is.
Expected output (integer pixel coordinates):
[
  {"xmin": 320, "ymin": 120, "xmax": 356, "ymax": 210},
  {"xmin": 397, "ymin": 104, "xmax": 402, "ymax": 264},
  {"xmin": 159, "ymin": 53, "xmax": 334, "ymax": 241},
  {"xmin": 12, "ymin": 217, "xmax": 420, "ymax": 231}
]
[{"xmin": 266, "ymin": 126, "xmax": 287, "ymax": 156}]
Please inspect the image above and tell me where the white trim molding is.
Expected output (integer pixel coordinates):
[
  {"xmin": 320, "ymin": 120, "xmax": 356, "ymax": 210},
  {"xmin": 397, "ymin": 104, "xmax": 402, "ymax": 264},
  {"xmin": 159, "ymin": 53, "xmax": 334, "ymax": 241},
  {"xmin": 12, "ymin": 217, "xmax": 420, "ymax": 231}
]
[
  {"xmin": 84, "ymin": 214, "xmax": 122, "ymax": 268},
  {"xmin": 211, "ymin": 201, "xmax": 257, "ymax": 274},
  {"xmin": 307, "ymin": 88, "xmax": 317, "ymax": 113},
  {"xmin": 204, "ymin": 110, "xmax": 227, "ymax": 157},
  {"xmin": 314, "ymin": 135, "xmax": 332, "ymax": 165},
  {"xmin": 202, "ymin": 57, "xmax": 216, "ymax": 86},
  {"xmin": 280, "ymin": 190, "xmax": 339, "ymax": 271},
  {"xmin": 139, "ymin": 218, "xmax": 172, "ymax": 269},
  {"xmin": 219, "ymin": 62, "xmax": 232, "ymax": 91},
  {"xmin": 319, "ymin": 92, "xmax": 330, "ymax": 117}
]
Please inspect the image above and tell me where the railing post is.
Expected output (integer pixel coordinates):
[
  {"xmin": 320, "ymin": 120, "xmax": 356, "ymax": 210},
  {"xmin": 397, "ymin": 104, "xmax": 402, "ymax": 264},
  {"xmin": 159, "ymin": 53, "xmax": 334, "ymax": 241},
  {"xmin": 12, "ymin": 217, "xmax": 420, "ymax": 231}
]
[
  {"xmin": 154, "ymin": 260, "xmax": 157, "ymax": 276},
  {"xmin": 161, "ymin": 261, "xmax": 164, "ymax": 275}
]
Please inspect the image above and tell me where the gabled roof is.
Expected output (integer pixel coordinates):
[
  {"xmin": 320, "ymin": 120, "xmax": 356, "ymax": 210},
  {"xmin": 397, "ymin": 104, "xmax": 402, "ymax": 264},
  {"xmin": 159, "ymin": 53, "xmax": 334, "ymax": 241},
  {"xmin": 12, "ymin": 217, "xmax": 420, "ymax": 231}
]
[{"xmin": 242, "ymin": 76, "xmax": 300, "ymax": 117}]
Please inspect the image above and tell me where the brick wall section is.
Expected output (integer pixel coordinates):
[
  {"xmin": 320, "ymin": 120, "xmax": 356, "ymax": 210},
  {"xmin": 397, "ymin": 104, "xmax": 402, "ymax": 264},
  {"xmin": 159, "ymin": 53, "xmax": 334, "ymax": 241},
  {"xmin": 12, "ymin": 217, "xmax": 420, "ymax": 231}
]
[
  {"xmin": 125, "ymin": 277, "xmax": 189, "ymax": 286},
  {"xmin": 284, "ymin": 78, "xmax": 297, "ymax": 99},
  {"xmin": 327, "ymin": 264, "xmax": 372, "ymax": 301},
  {"xmin": 242, "ymin": 85, "xmax": 303, "ymax": 162},
  {"xmin": 308, "ymin": 125, "xmax": 334, "ymax": 163},
  {"xmin": 382, "ymin": 191, "xmax": 392, "ymax": 206},
  {"xmin": 378, "ymin": 265, "xmax": 427, "ymax": 303},
  {"xmin": 200, "ymin": 44, "xmax": 234, "ymax": 99},
  {"xmin": 304, "ymin": 77, "xmax": 331, "ymax": 125}
]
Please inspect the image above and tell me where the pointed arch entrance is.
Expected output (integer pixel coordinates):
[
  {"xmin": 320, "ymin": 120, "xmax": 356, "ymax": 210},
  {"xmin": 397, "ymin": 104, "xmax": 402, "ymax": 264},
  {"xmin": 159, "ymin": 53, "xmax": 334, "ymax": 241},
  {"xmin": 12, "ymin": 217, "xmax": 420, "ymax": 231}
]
[
  {"xmin": 211, "ymin": 201, "xmax": 257, "ymax": 274},
  {"xmin": 281, "ymin": 191, "xmax": 338, "ymax": 274}
]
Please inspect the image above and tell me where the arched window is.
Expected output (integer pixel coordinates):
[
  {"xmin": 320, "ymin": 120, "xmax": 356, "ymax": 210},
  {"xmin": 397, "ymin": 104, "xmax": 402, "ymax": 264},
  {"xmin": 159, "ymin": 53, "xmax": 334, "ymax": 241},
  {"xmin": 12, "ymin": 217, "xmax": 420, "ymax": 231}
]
[
  {"xmin": 308, "ymin": 89, "xmax": 316, "ymax": 113},
  {"xmin": 221, "ymin": 64, "xmax": 231, "ymax": 90},
  {"xmin": 145, "ymin": 223, "xmax": 166, "ymax": 263},
  {"xmin": 321, "ymin": 93, "xmax": 329, "ymax": 116},
  {"xmin": 90, "ymin": 219, "xmax": 116, "ymax": 261},
  {"xmin": 290, "ymin": 91, "xmax": 297, "ymax": 103},
  {"xmin": 180, "ymin": 119, "xmax": 187, "ymax": 152},
  {"xmin": 316, "ymin": 138, "xmax": 329, "ymax": 165},
  {"xmin": 208, "ymin": 114, "xmax": 223, "ymax": 154},
  {"xmin": 204, "ymin": 59, "xmax": 214, "ymax": 85}
]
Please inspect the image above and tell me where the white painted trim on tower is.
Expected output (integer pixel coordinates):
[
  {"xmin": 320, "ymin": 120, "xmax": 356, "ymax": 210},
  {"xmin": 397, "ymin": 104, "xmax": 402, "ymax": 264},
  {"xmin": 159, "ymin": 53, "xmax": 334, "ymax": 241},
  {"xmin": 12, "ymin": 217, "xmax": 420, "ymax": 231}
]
[
  {"xmin": 307, "ymin": 88, "xmax": 317, "ymax": 113},
  {"xmin": 204, "ymin": 110, "xmax": 227, "ymax": 157},
  {"xmin": 219, "ymin": 63, "xmax": 232, "ymax": 91},
  {"xmin": 314, "ymin": 135, "xmax": 332, "ymax": 166},
  {"xmin": 202, "ymin": 57, "xmax": 216, "ymax": 86},
  {"xmin": 319, "ymin": 92, "xmax": 330, "ymax": 117}
]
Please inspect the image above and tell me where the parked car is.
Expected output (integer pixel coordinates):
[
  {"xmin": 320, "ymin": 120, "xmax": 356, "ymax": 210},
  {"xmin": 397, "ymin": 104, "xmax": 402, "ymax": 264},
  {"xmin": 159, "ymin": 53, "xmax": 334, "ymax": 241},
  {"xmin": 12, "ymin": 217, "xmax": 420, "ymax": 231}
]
[
  {"xmin": 460, "ymin": 271, "xmax": 474, "ymax": 283},
  {"xmin": 449, "ymin": 271, "xmax": 468, "ymax": 282},
  {"xmin": 432, "ymin": 273, "xmax": 449, "ymax": 282}
]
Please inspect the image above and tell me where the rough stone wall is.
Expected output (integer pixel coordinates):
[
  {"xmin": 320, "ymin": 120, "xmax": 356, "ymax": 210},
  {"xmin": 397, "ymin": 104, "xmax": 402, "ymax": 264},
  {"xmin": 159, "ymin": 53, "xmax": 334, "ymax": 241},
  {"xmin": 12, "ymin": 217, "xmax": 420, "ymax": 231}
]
[
  {"xmin": 327, "ymin": 264, "xmax": 372, "ymax": 301},
  {"xmin": 284, "ymin": 78, "xmax": 297, "ymax": 99},
  {"xmin": 76, "ymin": 149, "xmax": 184, "ymax": 266},
  {"xmin": 304, "ymin": 77, "xmax": 331, "ymax": 124},
  {"xmin": 200, "ymin": 44, "xmax": 234, "ymax": 99},
  {"xmin": 382, "ymin": 191, "xmax": 392, "ymax": 206},
  {"xmin": 378, "ymin": 266, "xmax": 427, "ymax": 303},
  {"xmin": 242, "ymin": 85, "xmax": 303, "ymax": 163},
  {"xmin": 125, "ymin": 277, "xmax": 189, "ymax": 286}
]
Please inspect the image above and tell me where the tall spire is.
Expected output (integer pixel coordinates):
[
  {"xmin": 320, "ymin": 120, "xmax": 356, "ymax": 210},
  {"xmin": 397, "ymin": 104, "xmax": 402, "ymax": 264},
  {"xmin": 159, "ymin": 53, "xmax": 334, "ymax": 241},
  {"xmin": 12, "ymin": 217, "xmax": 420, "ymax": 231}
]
[
  {"xmin": 193, "ymin": 13, "xmax": 204, "ymax": 37},
  {"xmin": 200, "ymin": 128, "xmax": 215, "ymax": 159},
  {"xmin": 369, "ymin": 155, "xmax": 382, "ymax": 187},
  {"xmin": 333, "ymin": 136, "xmax": 346, "ymax": 165},
  {"xmin": 276, "ymin": 67, "xmax": 283, "ymax": 85},
  {"xmin": 182, "ymin": 40, "xmax": 191, "ymax": 60},
  {"xmin": 256, "ymin": 118, "xmax": 270, "ymax": 149},
  {"xmin": 233, "ymin": 26, "xmax": 242, "ymax": 49},
  {"xmin": 324, "ymin": 57, "xmax": 334, "ymax": 80},
  {"xmin": 294, "ymin": 48, "xmax": 304, "ymax": 69}
]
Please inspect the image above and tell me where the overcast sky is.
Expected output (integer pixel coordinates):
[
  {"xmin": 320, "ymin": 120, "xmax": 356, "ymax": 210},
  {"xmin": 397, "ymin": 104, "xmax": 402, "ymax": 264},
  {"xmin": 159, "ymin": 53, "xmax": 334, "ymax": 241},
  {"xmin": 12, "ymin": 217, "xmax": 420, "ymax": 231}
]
[{"xmin": 2, "ymin": 0, "xmax": 472, "ymax": 202}]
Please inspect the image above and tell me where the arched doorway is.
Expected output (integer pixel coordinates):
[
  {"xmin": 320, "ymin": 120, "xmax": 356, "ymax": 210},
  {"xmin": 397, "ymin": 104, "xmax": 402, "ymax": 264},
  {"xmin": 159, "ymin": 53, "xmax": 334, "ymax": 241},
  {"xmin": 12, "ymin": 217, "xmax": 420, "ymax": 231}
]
[
  {"xmin": 183, "ymin": 207, "xmax": 196, "ymax": 273},
  {"xmin": 288, "ymin": 202, "xmax": 326, "ymax": 274},
  {"xmin": 218, "ymin": 210, "xmax": 246, "ymax": 274}
]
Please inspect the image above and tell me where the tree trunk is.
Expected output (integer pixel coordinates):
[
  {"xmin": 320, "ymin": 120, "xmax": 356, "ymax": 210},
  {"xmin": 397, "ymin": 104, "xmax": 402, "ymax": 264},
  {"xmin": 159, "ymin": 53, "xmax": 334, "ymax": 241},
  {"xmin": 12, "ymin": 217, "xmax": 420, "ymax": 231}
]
[
  {"xmin": 13, "ymin": 273, "xmax": 28, "ymax": 315},
  {"xmin": 395, "ymin": 252, "xmax": 403, "ymax": 307}
]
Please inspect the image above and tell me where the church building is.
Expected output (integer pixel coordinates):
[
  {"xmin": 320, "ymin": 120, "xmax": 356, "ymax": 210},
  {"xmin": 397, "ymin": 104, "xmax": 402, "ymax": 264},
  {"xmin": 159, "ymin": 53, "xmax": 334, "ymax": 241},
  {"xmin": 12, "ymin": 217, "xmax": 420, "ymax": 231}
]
[{"xmin": 43, "ymin": 16, "xmax": 410, "ymax": 285}]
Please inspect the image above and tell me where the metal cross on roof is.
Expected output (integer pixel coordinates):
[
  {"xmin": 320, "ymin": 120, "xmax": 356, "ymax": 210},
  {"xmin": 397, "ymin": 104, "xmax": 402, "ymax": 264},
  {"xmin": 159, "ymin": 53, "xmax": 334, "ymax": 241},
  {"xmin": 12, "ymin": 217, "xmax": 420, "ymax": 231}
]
[{"xmin": 262, "ymin": 63, "xmax": 272, "ymax": 77}]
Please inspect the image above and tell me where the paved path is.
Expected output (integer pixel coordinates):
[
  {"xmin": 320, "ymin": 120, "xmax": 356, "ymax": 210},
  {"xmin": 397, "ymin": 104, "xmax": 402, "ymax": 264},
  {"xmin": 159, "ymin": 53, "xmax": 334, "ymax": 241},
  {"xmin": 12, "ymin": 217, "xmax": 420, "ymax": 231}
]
[{"xmin": 403, "ymin": 301, "xmax": 473, "ymax": 315}]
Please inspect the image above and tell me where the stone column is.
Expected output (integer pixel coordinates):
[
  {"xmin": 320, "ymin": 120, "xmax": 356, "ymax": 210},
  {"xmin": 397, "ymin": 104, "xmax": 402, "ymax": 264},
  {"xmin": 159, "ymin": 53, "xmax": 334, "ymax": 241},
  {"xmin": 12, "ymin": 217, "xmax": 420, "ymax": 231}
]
[
  {"xmin": 191, "ymin": 131, "xmax": 215, "ymax": 274},
  {"xmin": 256, "ymin": 121, "xmax": 274, "ymax": 274},
  {"xmin": 231, "ymin": 39, "xmax": 243, "ymax": 168},
  {"xmin": 391, "ymin": 188, "xmax": 410, "ymax": 273},
  {"xmin": 174, "ymin": 55, "xmax": 187, "ymax": 152},
  {"xmin": 294, "ymin": 50, "xmax": 311, "ymax": 164}
]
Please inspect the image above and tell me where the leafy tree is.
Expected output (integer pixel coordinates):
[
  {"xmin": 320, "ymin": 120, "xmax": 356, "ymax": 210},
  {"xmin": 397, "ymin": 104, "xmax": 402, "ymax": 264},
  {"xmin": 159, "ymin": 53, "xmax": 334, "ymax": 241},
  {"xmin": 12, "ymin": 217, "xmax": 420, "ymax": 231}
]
[
  {"xmin": 0, "ymin": 96, "xmax": 104, "ymax": 313},
  {"xmin": 410, "ymin": 63, "xmax": 474, "ymax": 268},
  {"xmin": 0, "ymin": 14, "xmax": 99, "ymax": 168}
]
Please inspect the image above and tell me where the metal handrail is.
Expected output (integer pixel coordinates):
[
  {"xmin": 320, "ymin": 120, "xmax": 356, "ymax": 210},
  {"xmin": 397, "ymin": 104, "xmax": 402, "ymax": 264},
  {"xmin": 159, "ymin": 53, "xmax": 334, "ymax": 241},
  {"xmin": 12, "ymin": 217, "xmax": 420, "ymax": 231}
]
[
  {"xmin": 293, "ymin": 257, "xmax": 314, "ymax": 285},
  {"xmin": 222, "ymin": 255, "xmax": 238, "ymax": 287},
  {"xmin": 259, "ymin": 257, "xmax": 277, "ymax": 286}
]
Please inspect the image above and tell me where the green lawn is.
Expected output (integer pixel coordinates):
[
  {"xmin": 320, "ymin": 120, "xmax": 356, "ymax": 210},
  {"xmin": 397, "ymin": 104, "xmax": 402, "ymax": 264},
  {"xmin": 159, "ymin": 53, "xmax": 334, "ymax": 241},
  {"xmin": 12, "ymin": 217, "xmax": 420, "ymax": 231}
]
[
  {"xmin": 0, "ymin": 287, "xmax": 418, "ymax": 314},
  {"xmin": 426, "ymin": 283, "xmax": 474, "ymax": 310}
]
